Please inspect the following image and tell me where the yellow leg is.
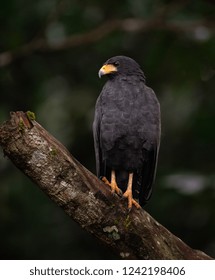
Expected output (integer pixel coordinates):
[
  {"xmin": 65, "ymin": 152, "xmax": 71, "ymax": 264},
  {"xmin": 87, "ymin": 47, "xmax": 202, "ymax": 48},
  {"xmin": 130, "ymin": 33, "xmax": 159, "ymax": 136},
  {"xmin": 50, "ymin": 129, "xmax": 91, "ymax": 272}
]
[
  {"xmin": 123, "ymin": 173, "xmax": 141, "ymax": 209},
  {"xmin": 102, "ymin": 170, "xmax": 122, "ymax": 195}
]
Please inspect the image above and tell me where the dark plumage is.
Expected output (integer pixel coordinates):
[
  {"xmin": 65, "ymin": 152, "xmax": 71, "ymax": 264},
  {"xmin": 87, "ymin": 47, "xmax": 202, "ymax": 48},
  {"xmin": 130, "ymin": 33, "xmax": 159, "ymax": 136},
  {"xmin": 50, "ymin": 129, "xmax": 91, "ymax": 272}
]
[{"xmin": 93, "ymin": 56, "xmax": 161, "ymax": 208}]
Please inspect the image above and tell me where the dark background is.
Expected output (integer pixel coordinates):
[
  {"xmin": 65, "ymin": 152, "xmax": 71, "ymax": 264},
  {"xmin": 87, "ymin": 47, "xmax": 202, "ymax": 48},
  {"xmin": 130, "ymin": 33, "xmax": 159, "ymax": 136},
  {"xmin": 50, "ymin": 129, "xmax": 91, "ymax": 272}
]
[{"xmin": 0, "ymin": 0, "xmax": 214, "ymax": 259}]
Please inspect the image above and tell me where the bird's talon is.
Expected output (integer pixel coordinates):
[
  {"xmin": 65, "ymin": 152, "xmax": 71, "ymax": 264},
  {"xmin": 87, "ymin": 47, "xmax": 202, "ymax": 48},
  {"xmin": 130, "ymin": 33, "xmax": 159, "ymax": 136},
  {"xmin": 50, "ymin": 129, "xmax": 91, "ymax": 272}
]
[
  {"xmin": 102, "ymin": 176, "xmax": 122, "ymax": 196},
  {"xmin": 123, "ymin": 190, "xmax": 141, "ymax": 209},
  {"xmin": 132, "ymin": 199, "xmax": 141, "ymax": 209},
  {"xmin": 102, "ymin": 173, "xmax": 141, "ymax": 209},
  {"xmin": 101, "ymin": 176, "xmax": 110, "ymax": 185},
  {"xmin": 114, "ymin": 186, "xmax": 122, "ymax": 196},
  {"xmin": 118, "ymin": 189, "xmax": 123, "ymax": 197}
]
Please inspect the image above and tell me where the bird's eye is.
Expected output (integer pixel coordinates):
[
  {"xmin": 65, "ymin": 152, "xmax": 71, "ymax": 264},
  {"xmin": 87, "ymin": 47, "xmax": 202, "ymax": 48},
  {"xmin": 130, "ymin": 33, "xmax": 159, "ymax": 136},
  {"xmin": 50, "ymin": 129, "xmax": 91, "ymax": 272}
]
[{"xmin": 113, "ymin": 61, "xmax": 120, "ymax": 67}]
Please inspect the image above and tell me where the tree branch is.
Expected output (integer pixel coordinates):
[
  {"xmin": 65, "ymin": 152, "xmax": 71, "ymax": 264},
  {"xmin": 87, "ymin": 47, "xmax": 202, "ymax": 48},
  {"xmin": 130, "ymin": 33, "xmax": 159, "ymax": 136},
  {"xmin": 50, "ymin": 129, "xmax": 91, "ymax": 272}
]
[
  {"xmin": 0, "ymin": 17, "xmax": 214, "ymax": 68},
  {"xmin": 0, "ymin": 111, "xmax": 212, "ymax": 260}
]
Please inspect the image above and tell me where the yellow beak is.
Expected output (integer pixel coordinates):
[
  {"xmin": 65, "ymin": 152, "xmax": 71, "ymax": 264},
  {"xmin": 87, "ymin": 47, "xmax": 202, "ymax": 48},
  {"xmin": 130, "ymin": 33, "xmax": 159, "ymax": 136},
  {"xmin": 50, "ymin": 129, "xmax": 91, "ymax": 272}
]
[{"xmin": 98, "ymin": 64, "xmax": 118, "ymax": 78}]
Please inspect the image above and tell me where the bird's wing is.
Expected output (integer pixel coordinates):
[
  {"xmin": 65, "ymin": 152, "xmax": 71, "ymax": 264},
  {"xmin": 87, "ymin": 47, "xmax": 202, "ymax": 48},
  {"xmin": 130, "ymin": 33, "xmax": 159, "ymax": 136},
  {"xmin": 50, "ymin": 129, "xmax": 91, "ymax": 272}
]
[
  {"xmin": 93, "ymin": 98, "xmax": 103, "ymax": 177},
  {"xmin": 137, "ymin": 86, "xmax": 161, "ymax": 206},
  {"xmin": 138, "ymin": 145, "xmax": 159, "ymax": 206}
]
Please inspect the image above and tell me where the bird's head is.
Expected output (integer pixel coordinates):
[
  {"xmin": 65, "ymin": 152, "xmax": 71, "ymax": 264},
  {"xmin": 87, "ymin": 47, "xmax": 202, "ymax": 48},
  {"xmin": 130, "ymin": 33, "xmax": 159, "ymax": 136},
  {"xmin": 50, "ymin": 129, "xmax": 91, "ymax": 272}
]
[{"xmin": 98, "ymin": 55, "xmax": 145, "ymax": 80}]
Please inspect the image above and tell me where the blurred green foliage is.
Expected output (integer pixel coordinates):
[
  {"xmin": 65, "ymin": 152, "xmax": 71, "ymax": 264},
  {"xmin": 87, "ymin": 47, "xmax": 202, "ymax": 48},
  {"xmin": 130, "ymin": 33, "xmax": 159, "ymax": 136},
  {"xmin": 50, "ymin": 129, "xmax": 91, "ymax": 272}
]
[{"xmin": 0, "ymin": 0, "xmax": 215, "ymax": 259}]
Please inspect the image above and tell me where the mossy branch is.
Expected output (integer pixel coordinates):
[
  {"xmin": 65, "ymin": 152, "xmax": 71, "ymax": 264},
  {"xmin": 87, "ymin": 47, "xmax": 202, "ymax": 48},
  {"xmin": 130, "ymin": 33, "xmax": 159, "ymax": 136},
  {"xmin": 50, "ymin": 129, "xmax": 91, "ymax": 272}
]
[{"xmin": 0, "ymin": 111, "xmax": 212, "ymax": 260}]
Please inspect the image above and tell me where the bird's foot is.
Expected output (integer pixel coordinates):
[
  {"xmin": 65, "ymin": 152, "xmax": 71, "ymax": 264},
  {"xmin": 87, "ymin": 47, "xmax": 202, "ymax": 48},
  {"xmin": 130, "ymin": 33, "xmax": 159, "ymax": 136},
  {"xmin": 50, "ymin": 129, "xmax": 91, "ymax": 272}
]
[
  {"xmin": 123, "ymin": 189, "xmax": 141, "ymax": 210},
  {"xmin": 101, "ymin": 176, "xmax": 122, "ymax": 196}
]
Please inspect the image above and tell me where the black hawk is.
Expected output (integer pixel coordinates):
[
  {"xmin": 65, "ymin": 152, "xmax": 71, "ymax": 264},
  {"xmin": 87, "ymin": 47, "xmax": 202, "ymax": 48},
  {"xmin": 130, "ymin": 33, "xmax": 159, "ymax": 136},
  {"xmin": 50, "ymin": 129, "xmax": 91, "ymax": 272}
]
[{"xmin": 93, "ymin": 56, "xmax": 161, "ymax": 209}]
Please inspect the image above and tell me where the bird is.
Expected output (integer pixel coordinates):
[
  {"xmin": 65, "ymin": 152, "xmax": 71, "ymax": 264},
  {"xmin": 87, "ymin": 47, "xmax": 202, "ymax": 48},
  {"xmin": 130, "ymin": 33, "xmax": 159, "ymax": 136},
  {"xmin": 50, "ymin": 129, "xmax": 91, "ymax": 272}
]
[{"xmin": 93, "ymin": 55, "xmax": 161, "ymax": 209}]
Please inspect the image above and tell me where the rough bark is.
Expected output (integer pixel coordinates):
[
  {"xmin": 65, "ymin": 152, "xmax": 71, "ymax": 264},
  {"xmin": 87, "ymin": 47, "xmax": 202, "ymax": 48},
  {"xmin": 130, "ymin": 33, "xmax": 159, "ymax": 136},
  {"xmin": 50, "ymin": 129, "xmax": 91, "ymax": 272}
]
[{"xmin": 0, "ymin": 111, "xmax": 212, "ymax": 260}]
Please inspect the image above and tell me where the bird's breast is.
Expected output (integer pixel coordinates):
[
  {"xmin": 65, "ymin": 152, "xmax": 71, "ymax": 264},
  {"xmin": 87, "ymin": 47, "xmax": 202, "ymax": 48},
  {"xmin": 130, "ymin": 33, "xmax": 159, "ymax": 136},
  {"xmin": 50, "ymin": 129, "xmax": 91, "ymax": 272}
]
[{"xmin": 98, "ymin": 79, "xmax": 159, "ymax": 151}]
